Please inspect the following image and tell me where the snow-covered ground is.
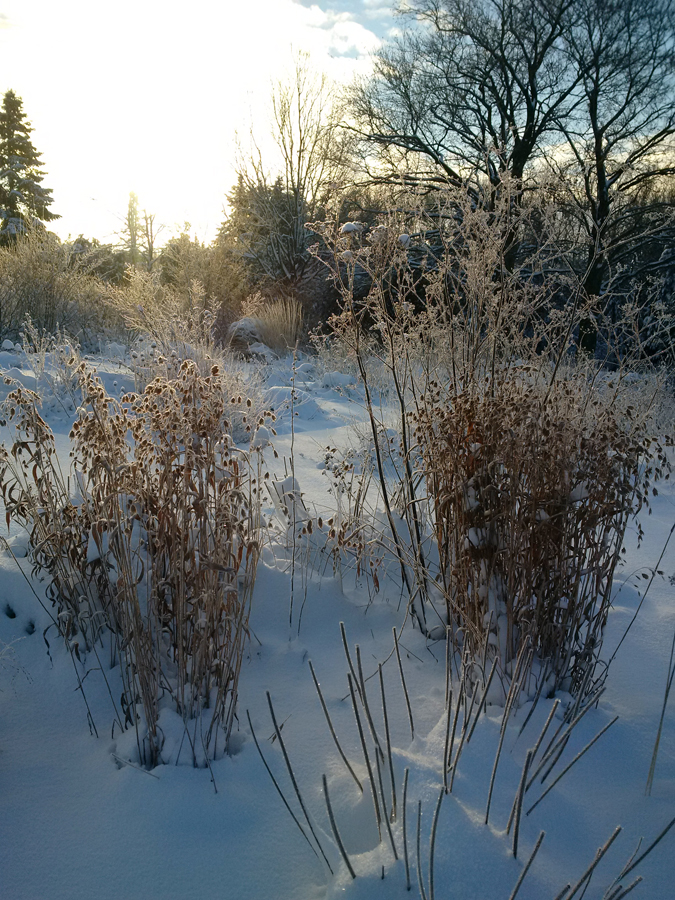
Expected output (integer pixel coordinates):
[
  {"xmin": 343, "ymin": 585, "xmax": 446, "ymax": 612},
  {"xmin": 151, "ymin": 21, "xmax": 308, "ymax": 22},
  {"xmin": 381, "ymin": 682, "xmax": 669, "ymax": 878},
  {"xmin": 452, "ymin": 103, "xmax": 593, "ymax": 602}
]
[{"xmin": 0, "ymin": 347, "xmax": 673, "ymax": 900}]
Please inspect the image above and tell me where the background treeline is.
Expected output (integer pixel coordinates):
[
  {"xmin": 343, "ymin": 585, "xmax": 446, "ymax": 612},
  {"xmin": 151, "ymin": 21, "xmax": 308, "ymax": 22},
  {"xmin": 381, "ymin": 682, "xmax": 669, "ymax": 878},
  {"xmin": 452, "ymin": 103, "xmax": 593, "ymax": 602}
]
[{"xmin": 0, "ymin": 0, "xmax": 673, "ymax": 360}]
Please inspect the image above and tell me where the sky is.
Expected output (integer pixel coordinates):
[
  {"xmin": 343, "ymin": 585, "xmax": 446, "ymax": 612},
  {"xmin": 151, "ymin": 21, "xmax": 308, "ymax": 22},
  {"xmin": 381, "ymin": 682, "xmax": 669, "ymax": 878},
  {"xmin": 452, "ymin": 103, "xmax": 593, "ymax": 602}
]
[{"xmin": 0, "ymin": 0, "xmax": 397, "ymax": 245}]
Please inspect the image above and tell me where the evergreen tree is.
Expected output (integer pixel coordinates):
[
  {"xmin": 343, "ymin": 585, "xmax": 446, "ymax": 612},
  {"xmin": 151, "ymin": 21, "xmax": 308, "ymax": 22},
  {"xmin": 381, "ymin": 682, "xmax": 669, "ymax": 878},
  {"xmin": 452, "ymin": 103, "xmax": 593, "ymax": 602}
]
[{"xmin": 0, "ymin": 90, "xmax": 58, "ymax": 238}]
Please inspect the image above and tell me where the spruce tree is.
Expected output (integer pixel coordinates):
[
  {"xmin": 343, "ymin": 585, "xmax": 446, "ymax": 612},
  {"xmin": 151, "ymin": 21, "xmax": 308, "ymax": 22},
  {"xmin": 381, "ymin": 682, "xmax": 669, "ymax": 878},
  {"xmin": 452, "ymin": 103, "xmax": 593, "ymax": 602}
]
[{"xmin": 0, "ymin": 90, "xmax": 58, "ymax": 238}]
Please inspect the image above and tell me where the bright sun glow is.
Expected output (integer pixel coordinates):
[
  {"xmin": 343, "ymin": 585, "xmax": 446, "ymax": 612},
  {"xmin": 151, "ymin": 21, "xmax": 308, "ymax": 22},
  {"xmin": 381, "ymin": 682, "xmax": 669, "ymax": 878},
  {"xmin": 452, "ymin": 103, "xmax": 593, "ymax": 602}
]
[{"xmin": 0, "ymin": 0, "xmax": 386, "ymax": 243}]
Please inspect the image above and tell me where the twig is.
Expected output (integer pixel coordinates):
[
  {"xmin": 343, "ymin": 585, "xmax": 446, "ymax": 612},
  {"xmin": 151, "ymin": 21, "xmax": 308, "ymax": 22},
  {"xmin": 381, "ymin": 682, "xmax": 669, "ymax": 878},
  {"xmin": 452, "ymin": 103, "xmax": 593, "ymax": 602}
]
[
  {"xmin": 508, "ymin": 831, "xmax": 546, "ymax": 900},
  {"xmin": 527, "ymin": 699, "xmax": 560, "ymax": 778},
  {"xmin": 347, "ymin": 672, "xmax": 382, "ymax": 840},
  {"xmin": 446, "ymin": 680, "xmax": 462, "ymax": 792},
  {"xmin": 356, "ymin": 643, "xmax": 384, "ymax": 760},
  {"xmin": 566, "ymin": 827, "xmax": 622, "ymax": 900},
  {"xmin": 449, "ymin": 680, "xmax": 478, "ymax": 791},
  {"xmin": 309, "ymin": 659, "xmax": 362, "ymax": 792},
  {"xmin": 468, "ymin": 654, "xmax": 497, "ymax": 741},
  {"xmin": 379, "ymin": 662, "xmax": 397, "ymax": 820},
  {"xmin": 111, "ymin": 752, "xmax": 160, "ymax": 778},
  {"xmin": 512, "ymin": 749, "xmax": 534, "ymax": 858},
  {"xmin": 428, "ymin": 787, "xmax": 444, "ymax": 900},
  {"xmin": 266, "ymin": 692, "xmax": 334, "ymax": 874},
  {"xmin": 340, "ymin": 621, "xmax": 362, "ymax": 699},
  {"xmin": 605, "ymin": 877, "xmax": 643, "ymax": 900},
  {"xmin": 323, "ymin": 774, "xmax": 356, "ymax": 879},
  {"xmin": 646, "ymin": 614, "xmax": 675, "ymax": 794},
  {"xmin": 394, "ymin": 626, "xmax": 415, "ymax": 740},
  {"xmin": 529, "ymin": 690, "xmax": 605, "ymax": 790},
  {"xmin": 403, "ymin": 767, "xmax": 411, "ymax": 891},
  {"xmin": 526, "ymin": 717, "xmax": 618, "ymax": 816},
  {"xmin": 246, "ymin": 710, "xmax": 319, "ymax": 862},
  {"xmin": 443, "ymin": 687, "xmax": 452, "ymax": 793},
  {"xmin": 617, "ymin": 815, "xmax": 675, "ymax": 880},
  {"xmin": 374, "ymin": 747, "xmax": 399, "ymax": 860},
  {"xmin": 416, "ymin": 800, "xmax": 428, "ymax": 900},
  {"xmin": 445, "ymin": 625, "xmax": 452, "ymax": 708},
  {"xmin": 485, "ymin": 675, "xmax": 521, "ymax": 824}
]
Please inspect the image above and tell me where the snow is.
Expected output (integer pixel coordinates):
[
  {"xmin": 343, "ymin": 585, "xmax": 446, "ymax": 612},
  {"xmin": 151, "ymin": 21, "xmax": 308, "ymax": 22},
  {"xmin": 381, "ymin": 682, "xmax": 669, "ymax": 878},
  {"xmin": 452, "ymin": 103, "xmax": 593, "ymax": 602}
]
[
  {"xmin": 340, "ymin": 222, "xmax": 364, "ymax": 234},
  {"xmin": 0, "ymin": 349, "xmax": 673, "ymax": 900}
]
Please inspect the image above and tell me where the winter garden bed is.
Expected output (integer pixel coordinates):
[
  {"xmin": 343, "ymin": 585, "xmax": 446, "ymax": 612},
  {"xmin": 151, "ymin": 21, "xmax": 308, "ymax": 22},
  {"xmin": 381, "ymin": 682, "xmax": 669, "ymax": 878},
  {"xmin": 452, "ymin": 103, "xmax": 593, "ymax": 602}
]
[{"xmin": 0, "ymin": 334, "xmax": 673, "ymax": 900}]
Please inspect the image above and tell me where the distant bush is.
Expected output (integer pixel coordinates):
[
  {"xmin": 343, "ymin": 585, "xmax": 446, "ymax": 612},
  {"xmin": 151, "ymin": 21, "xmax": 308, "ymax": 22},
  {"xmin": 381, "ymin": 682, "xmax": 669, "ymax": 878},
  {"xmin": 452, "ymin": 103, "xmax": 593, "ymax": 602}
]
[
  {"xmin": 159, "ymin": 230, "xmax": 251, "ymax": 338},
  {"xmin": 0, "ymin": 231, "xmax": 121, "ymax": 347}
]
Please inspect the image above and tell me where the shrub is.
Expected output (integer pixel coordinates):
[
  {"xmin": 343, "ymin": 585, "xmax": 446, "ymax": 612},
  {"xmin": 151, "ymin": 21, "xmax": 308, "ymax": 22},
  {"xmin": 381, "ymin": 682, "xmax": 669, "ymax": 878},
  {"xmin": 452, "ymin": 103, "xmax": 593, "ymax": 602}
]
[
  {"xmin": 106, "ymin": 266, "xmax": 216, "ymax": 358},
  {"xmin": 0, "ymin": 230, "xmax": 120, "ymax": 346}
]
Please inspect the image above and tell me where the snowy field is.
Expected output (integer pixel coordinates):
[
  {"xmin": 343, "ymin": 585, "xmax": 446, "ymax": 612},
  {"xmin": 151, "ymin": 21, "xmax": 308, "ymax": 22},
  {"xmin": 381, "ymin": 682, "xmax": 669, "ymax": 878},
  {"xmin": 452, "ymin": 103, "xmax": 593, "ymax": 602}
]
[{"xmin": 0, "ymin": 346, "xmax": 673, "ymax": 900}]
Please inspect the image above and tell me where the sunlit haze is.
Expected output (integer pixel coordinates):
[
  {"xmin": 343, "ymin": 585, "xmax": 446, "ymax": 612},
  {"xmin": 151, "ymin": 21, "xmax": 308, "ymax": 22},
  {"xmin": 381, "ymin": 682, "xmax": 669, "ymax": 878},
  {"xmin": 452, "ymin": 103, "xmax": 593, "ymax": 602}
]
[{"xmin": 0, "ymin": 0, "xmax": 395, "ymax": 244}]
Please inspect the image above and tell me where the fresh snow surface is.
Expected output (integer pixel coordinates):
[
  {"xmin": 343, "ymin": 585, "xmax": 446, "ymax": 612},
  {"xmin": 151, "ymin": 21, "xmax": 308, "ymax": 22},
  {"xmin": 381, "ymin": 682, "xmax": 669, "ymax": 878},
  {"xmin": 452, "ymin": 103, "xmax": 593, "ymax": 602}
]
[{"xmin": 0, "ymin": 349, "xmax": 673, "ymax": 900}]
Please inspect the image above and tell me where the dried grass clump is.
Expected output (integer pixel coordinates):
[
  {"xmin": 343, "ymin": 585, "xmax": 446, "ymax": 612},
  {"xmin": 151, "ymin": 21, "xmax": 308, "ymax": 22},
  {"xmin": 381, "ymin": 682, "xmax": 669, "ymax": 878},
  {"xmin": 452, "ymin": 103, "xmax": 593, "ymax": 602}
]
[
  {"xmin": 414, "ymin": 373, "xmax": 666, "ymax": 694},
  {"xmin": 0, "ymin": 362, "xmax": 269, "ymax": 765},
  {"xmin": 0, "ymin": 378, "xmax": 104, "ymax": 649},
  {"xmin": 242, "ymin": 293, "xmax": 304, "ymax": 353},
  {"xmin": 20, "ymin": 316, "xmax": 85, "ymax": 412}
]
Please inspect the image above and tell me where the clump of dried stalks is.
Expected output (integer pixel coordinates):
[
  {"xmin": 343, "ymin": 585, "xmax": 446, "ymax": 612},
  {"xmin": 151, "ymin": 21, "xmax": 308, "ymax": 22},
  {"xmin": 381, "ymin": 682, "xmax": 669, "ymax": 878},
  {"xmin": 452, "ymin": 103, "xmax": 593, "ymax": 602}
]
[
  {"xmin": 0, "ymin": 361, "xmax": 268, "ymax": 765},
  {"xmin": 253, "ymin": 621, "xmax": 674, "ymax": 898},
  {"xmin": 413, "ymin": 373, "xmax": 665, "ymax": 694},
  {"xmin": 308, "ymin": 178, "xmax": 672, "ymax": 701},
  {"xmin": 20, "ymin": 315, "xmax": 85, "ymax": 413}
]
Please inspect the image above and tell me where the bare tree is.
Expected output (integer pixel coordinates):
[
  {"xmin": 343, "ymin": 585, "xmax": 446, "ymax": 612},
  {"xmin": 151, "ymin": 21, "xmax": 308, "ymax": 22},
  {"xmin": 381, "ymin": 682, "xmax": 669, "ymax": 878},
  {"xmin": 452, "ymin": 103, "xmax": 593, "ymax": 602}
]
[
  {"xmin": 116, "ymin": 193, "xmax": 166, "ymax": 273},
  {"xmin": 227, "ymin": 52, "xmax": 355, "ymax": 290},
  {"xmin": 118, "ymin": 191, "xmax": 142, "ymax": 267},
  {"xmin": 551, "ymin": 0, "xmax": 675, "ymax": 350},
  {"xmin": 350, "ymin": 0, "xmax": 580, "ymax": 193},
  {"xmin": 140, "ymin": 209, "xmax": 164, "ymax": 273},
  {"xmin": 349, "ymin": 0, "xmax": 675, "ymax": 351}
]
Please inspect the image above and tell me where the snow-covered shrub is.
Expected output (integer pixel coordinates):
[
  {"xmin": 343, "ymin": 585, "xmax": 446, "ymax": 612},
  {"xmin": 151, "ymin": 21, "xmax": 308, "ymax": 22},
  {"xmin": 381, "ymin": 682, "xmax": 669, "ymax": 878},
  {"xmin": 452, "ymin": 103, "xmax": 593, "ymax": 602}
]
[
  {"xmin": 0, "ymin": 363, "xmax": 271, "ymax": 766},
  {"xmin": 106, "ymin": 267, "xmax": 223, "ymax": 372}
]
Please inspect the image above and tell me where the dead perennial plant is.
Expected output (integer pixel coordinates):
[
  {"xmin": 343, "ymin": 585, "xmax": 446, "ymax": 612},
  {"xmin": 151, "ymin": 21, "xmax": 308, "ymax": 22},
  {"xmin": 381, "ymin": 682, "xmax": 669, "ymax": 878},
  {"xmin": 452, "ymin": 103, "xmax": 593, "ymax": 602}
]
[{"xmin": 0, "ymin": 361, "xmax": 268, "ymax": 766}]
